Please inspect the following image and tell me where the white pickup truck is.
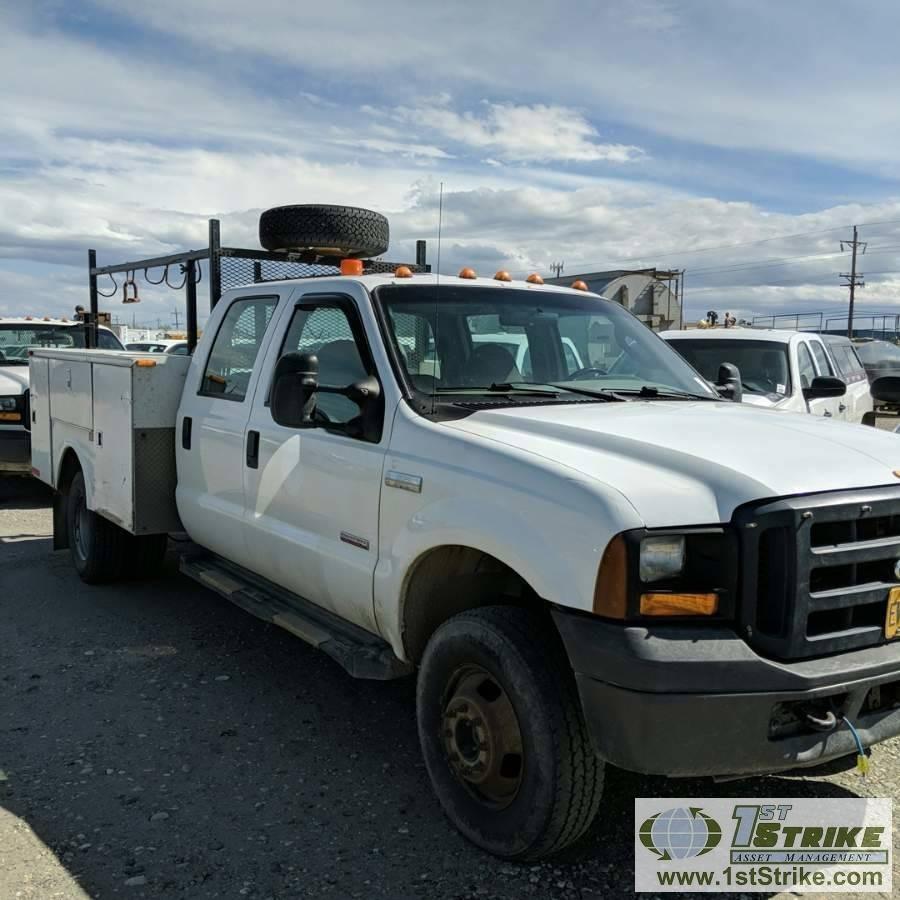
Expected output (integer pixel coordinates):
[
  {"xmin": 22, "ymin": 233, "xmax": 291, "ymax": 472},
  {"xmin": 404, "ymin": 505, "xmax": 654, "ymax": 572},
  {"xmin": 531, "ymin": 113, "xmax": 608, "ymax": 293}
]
[{"xmin": 28, "ymin": 207, "xmax": 900, "ymax": 860}]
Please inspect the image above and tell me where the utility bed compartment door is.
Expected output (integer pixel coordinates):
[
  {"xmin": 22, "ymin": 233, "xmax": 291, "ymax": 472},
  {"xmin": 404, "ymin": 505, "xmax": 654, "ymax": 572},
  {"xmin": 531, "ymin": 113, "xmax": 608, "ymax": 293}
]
[
  {"xmin": 29, "ymin": 356, "xmax": 51, "ymax": 481},
  {"xmin": 49, "ymin": 358, "xmax": 93, "ymax": 430},
  {"xmin": 92, "ymin": 364, "xmax": 135, "ymax": 530}
]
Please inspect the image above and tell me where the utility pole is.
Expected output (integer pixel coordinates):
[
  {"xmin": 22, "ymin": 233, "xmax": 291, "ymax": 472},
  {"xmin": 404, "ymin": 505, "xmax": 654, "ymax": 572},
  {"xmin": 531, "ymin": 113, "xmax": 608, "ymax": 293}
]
[
  {"xmin": 549, "ymin": 261, "xmax": 565, "ymax": 279},
  {"xmin": 172, "ymin": 307, "xmax": 181, "ymax": 330},
  {"xmin": 840, "ymin": 226, "xmax": 866, "ymax": 338}
]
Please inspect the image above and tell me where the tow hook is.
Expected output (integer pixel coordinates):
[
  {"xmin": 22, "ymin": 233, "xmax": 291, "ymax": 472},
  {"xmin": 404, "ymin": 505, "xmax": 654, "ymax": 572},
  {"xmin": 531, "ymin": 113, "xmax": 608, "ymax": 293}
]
[
  {"xmin": 803, "ymin": 708, "xmax": 838, "ymax": 732},
  {"xmin": 802, "ymin": 706, "xmax": 871, "ymax": 775}
]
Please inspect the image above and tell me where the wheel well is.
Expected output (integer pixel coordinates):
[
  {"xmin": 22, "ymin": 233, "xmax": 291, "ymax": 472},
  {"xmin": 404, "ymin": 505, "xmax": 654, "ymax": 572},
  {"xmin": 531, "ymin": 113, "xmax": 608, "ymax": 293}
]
[
  {"xmin": 56, "ymin": 448, "xmax": 82, "ymax": 494},
  {"xmin": 401, "ymin": 545, "xmax": 545, "ymax": 664}
]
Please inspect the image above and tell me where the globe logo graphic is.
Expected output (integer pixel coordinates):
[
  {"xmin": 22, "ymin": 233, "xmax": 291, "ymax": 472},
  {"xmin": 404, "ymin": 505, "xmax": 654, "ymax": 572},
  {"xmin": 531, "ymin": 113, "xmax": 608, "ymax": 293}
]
[{"xmin": 639, "ymin": 807, "xmax": 722, "ymax": 860}]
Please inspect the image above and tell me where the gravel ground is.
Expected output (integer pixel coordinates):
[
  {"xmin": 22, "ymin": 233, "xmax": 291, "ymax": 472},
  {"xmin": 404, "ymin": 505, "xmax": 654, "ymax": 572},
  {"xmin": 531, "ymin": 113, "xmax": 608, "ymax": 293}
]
[{"xmin": 1, "ymin": 476, "xmax": 898, "ymax": 900}]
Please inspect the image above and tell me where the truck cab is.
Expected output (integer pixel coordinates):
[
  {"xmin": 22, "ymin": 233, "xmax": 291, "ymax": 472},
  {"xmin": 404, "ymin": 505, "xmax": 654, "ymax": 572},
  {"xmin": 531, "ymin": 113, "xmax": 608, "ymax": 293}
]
[{"xmin": 29, "ymin": 209, "xmax": 900, "ymax": 862}]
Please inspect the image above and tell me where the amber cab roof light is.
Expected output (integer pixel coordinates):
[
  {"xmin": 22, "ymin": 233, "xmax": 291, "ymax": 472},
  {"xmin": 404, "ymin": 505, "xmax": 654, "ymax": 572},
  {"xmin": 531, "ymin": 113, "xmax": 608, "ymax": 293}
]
[
  {"xmin": 394, "ymin": 266, "xmax": 413, "ymax": 278},
  {"xmin": 340, "ymin": 259, "xmax": 364, "ymax": 276},
  {"xmin": 526, "ymin": 273, "xmax": 544, "ymax": 284},
  {"xmin": 571, "ymin": 280, "xmax": 589, "ymax": 292},
  {"xmin": 459, "ymin": 267, "xmax": 477, "ymax": 279},
  {"xmin": 494, "ymin": 270, "xmax": 512, "ymax": 282}
]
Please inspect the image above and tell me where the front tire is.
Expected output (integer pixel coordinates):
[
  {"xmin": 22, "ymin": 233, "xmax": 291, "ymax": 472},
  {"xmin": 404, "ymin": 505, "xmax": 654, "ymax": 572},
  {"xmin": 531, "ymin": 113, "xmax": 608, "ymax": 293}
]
[
  {"xmin": 66, "ymin": 470, "xmax": 129, "ymax": 584},
  {"xmin": 416, "ymin": 606, "xmax": 604, "ymax": 860}
]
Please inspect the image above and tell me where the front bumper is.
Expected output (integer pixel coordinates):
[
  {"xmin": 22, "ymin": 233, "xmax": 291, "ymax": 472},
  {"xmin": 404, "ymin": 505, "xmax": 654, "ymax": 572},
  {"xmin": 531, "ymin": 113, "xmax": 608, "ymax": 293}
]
[
  {"xmin": 0, "ymin": 428, "xmax": 31, "ymax": 474},
  {"xmin": 553, "ymin": 610, "xmax": 900, "ymax": 777}
]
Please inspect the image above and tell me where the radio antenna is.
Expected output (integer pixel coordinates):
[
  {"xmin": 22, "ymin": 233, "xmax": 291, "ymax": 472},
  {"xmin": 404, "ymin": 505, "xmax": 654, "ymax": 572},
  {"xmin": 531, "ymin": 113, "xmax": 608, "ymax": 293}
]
[{"xmin": 431, "ymin": 181, "xmax": 444, "ymax": 416}]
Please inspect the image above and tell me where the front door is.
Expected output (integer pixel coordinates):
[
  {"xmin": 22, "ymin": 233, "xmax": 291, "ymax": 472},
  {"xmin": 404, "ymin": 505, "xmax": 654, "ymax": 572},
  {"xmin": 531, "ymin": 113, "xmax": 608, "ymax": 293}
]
[
  {"xmin": 797, "ymin": 338, "xmax": 839, "ymax": 419},
  {"xmin": 176, "ymin": 293, "xmax": 280, "ymax": 568},
  {"xmin": 242, "ymin": 292, "xmax": 388, "ymax": 634}
]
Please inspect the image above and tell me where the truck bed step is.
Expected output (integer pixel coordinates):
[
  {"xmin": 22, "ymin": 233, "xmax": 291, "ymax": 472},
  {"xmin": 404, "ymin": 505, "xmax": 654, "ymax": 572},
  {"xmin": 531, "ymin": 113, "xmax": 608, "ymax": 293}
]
[{"xmin": 180, "ymin": 551, "xmax": 412, "ymax": 680}]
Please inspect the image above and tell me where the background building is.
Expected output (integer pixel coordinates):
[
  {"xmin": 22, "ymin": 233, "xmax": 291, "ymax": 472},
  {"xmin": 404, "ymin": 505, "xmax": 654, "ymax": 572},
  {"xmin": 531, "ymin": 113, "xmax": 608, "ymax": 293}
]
[{"xmin": 547, "ymin": 268, "xmax": 682, "ymax": 331}]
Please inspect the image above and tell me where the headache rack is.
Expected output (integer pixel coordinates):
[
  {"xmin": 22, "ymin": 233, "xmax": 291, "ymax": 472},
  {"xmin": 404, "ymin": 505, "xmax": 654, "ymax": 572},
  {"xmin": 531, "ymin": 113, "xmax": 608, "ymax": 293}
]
[
  {"xmin": 85, "ymin": 219, "xmax": 429, "ymax": 352},
  {"xmin": 737, "ymin": 485, "xmax": 900, "ymax": 660}
]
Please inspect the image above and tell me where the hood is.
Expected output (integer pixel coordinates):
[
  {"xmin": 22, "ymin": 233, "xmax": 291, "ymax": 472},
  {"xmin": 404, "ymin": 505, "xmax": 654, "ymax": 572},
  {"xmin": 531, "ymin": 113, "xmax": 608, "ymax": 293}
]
[
  {"xmin": 0, "ymin": 365, "xmax": 29, "ymax": 395},
  {"xmin": 740, "ymin": 393, "xmax": 779, "ymax": 409},
  {"xmin": 445, "ymin": 400, "xmax": 900, "ymax": 527}
]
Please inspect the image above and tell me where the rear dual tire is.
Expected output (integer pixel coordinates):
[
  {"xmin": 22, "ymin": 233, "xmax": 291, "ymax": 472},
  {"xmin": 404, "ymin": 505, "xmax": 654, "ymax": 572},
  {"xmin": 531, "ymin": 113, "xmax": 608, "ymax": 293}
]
[{"xmin": 67, "ymin": 471, "xmax": 167, "ymax": 583}]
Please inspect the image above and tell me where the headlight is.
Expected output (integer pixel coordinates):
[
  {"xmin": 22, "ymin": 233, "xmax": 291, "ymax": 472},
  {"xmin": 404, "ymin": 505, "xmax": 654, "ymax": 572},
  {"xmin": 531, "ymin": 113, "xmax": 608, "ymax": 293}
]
[
  {"xmin": 593, "ymin": 529, "xmax": 736, "ymax": 621},
  {"xmin": 639, "ymin": 535, "xmax": 685, "ymax": 582},
  {"xmin": 0, "ymin": 396, "xmax": 17, "ymax": 411}
]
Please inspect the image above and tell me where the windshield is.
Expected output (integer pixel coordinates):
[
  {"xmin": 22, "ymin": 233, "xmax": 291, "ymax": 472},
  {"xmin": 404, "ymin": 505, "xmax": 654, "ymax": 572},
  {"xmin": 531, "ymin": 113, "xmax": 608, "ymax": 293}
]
[
  {"xmin": 375, "ymin": 286, "xmax": 716, "ymax": 399},
  {"xmin": 854, "ymin": 341, "xmax": 900, "ymax": 366},
  {"xmin": 0, "ymin": 324, "xmax": 123, "ymax": 364},
  {"xmin": 665, "ymin": 338, "xmax": 790, "ymax": 397}
]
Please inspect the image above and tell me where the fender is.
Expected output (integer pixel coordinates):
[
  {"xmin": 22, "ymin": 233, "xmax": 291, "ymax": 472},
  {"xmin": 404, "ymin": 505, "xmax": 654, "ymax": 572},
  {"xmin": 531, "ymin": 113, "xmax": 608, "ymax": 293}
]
[{"xmin": 374, "ymin": 485, "xmax": 644, "ymax": 661}]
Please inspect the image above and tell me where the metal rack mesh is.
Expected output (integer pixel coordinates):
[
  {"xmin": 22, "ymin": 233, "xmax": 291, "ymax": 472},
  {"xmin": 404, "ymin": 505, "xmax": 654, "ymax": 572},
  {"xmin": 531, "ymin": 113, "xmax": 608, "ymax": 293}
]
[{"xmin": 217, "ymin": 252, "xmax": 428, "ymax": 296}]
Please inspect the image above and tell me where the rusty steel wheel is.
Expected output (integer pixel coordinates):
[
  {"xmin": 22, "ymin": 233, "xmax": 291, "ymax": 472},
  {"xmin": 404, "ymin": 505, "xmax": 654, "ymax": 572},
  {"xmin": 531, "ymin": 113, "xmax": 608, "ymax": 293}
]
[
  {"xmin": 441, "ymin": 666, "xmax": 524, "ymax": 809},
  {"xmin": 417, "ymin": 606, "xmax": 605, "ymax": 860}
]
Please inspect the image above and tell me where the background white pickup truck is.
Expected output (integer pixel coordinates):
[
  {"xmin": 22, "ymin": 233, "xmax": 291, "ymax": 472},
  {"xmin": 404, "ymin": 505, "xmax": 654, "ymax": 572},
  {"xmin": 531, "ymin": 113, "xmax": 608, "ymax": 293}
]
[
  {"xmin": 29, "ymin": 205, "xmax": 900, "ymax": 861},
  {"xmin": 661, "ymin": 327, "xmax": 875, "ymax": 423},
  {"xmin": 0, "ymin": 317, "xmax": 124, "ymax": 474}
]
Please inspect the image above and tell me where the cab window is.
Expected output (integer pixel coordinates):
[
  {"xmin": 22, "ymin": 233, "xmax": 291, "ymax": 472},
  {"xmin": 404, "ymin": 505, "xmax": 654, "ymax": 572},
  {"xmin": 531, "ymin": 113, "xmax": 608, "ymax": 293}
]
[
  {"xmin": 97, "ymin": 330, "xmax": 124, "ymax": 350},
  {"xmin": 200, "ymin": 296, "xmax": 278, "ymax": 401},
  {"xmin": 797, "ymin": 342, "xmax": 817, "ymax": 389},
  {"xmin": 809, "ymin": 340, "xmax": 834, "ymax": 376},
  {"xmin": 277, "ymin": 300, "xmax": 378, "ymax": 431}
]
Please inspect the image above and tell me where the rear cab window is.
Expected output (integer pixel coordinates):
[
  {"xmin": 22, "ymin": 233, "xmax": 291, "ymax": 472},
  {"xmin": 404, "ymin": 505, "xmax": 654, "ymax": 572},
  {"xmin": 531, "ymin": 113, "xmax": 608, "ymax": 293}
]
[{"xmin": 200, "ymin": 296, "xmax": 279, "ymax": 401}]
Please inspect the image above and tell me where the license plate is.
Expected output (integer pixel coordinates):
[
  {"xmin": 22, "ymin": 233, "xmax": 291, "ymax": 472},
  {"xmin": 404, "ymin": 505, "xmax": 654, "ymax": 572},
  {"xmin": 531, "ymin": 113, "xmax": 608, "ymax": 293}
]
[{"xmin": 886, "ymin": 587, "xmax": 900, "ymax": 640}]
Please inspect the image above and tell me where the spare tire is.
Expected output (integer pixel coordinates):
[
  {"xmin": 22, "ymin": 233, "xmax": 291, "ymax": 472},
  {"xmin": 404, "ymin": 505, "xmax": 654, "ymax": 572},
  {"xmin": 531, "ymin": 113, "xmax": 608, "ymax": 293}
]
[{"xmin": 259, "ymin": 204, "xmax": 389, "ymax": 258}]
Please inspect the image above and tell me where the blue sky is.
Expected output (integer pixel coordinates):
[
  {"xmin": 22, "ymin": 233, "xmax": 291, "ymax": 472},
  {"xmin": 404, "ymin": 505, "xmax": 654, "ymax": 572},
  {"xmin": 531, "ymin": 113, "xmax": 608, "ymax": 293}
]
[{"xmin": 2, "ymin": 0, "xmax": 900, "ymax": 327}]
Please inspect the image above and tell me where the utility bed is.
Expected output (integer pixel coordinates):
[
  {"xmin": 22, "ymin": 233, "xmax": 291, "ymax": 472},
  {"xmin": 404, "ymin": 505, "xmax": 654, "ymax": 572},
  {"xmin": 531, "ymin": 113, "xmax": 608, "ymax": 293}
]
[{"xmin": 29, "ymin": 349, "xmax": 189, "ymax": 534}]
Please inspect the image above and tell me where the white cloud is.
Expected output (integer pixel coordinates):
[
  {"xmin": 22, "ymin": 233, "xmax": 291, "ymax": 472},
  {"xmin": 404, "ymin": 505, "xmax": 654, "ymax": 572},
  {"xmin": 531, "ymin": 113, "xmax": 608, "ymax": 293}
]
[{"xmin": 369, "ymin": 99, "xmax": 644, "ymax": 164}]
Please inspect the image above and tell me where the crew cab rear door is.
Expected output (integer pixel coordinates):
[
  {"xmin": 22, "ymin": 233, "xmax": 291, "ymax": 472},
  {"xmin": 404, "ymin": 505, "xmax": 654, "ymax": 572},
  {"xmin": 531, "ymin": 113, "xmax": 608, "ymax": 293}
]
[
  {"xmin": 175, "ymin": 293, "xmax": 281, "ymax": 568},
  {"xmin": 241, "ymin": 283, "xmax": 391, "ymax": 634}
]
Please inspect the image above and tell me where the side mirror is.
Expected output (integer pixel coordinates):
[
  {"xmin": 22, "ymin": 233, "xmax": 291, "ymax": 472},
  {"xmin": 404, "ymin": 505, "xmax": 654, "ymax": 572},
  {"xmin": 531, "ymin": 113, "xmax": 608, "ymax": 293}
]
[
  {"xmin": 803, "ymin": 376, "xmax": 846, "ymax": 400},
  {"xmin": 271, "ymin": 352, "xmax": 319, "ymax": 427},
  {"xmin": 871, "ymin": 375, "xmax": 900, "ymax": 406},
  {"xmin": 715, "ymin": 362, "xmax": 742, "ymax": 403}
]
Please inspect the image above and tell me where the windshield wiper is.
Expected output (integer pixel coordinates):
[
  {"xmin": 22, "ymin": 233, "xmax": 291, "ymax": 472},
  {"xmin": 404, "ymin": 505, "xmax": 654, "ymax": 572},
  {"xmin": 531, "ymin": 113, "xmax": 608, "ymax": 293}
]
[
  {"xmin": 614, "ymin": 386, "xmax": 720, "ymax": 401},
  {"xmin": 438, "ymin": 382, "xmax": 625, "ymax": 401},
  {"xmin": 435, "ymin": 382, "xmax": 561, "ymax": 397}
]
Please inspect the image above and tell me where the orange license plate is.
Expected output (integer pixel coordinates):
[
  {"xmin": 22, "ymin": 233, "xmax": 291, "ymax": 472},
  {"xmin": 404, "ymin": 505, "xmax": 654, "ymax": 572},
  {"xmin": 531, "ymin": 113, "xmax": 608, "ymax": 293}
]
[{"xmin": 886, "ymin": 588, "xmax": 900, "ymax": 640}]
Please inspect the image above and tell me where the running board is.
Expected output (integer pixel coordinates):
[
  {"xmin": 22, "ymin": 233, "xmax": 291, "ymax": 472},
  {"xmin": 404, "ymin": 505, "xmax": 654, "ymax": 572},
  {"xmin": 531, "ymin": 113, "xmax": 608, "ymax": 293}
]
[{"xmin": 180, "ymin": 551, "xmax": 412, "ymax": 681}]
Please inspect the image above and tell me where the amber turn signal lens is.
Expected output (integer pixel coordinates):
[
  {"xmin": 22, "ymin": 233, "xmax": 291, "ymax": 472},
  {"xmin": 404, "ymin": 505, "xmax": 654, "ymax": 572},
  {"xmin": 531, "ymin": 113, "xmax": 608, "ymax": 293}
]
[
  {"xmin": 571, "ymin": 280, "xmax": 589, "ymax": 291},
  {"xmin": 340, "ymin": 259, "xmax": 365, "ymax": 276},
  {"xmin": 458, "ymin": 267, "xmax": 477, "ymax": 279},
  {"xmin": 593, "ymin": 535, "xmax": 627, "ymax": 619},
  {"xmin": 639, "ymin": 593, "xmax": 718, "ymax": 616},
  {"xmin": 494, "ymin": 270, "xmax": 512, "ymax": 282},
  {"xmin": 394, "ymin": 266, "xmax": 413, "ymax": 278},
  {"xmin": 134, "ymin": 358, "xmax": 157, "ymax": 368},
  {"xmin": 526, "ymin": 273, "xmax": 544, "ymax": 284}
]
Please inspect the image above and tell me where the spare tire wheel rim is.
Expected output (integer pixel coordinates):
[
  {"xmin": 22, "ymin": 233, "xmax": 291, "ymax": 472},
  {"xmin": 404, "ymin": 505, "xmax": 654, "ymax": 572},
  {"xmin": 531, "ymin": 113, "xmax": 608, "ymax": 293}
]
[{"xmin": 441, "ymin": 665, "xmax": 524, "ymax": 809}]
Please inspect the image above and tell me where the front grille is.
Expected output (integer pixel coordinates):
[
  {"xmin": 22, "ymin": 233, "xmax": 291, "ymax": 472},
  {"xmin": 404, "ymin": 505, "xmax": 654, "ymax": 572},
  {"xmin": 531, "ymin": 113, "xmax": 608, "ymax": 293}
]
[{"xmin": 736, "ymin": 485, "xmax": 900, "ymax": 660}]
